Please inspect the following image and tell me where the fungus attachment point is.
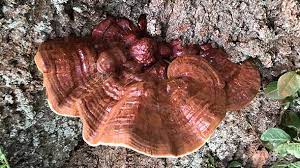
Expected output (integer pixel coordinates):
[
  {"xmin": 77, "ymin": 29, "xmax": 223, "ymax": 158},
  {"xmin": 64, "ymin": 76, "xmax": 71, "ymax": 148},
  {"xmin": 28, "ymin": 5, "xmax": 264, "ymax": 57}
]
[{"xmin": 35, "ymin": 15, "xmax": 261, "ymax": 158}]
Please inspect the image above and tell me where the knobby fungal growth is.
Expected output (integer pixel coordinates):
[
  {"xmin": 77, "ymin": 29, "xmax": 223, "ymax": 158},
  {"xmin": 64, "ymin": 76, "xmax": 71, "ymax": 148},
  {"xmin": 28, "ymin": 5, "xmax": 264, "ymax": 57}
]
[{"xmin": 34, "ymin": 15, "xmax": 261, "ymax": 157}]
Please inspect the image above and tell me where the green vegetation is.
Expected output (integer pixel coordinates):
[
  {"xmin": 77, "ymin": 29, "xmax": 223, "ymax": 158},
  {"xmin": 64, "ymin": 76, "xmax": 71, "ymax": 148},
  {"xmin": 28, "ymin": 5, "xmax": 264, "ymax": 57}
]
[
  {"xmin": 0, "ymin": 146, "xmax": 10, "ymax": 168},
  {"xmin": 271, "ymin": 161, "xmax": 300, "ymax": 168},
  {"xmin": 260, "ymin": 126, "xmax": 300, "ymax": 167},
  {"xmin": 265, "ymin": 70, "xmax": 300, "ymax": 110},
  {"xmin": 206, "ymin": 152, "xmax": 217, "ymax": 168},
  {"xmin": 262, "ymin": 70, "xmax": 300, "ymax": 168},
  {"xmin": 228, "ymin": 160, "xmax": 242, "ymax": 168}
]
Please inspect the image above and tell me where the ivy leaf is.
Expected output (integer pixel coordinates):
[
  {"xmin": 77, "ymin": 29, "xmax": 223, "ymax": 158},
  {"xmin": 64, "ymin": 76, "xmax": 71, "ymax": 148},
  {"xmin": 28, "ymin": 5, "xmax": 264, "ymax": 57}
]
[
  {"xmin": 265, "ymin": 81, "xmax": 282, "ymax": 99},
  {"xmin": 281, "ymin": 111, "xmax": 300, "ymax": 131},
  {"xmin": 275, "ymin": 143, "xmax": 300, "ymax": 158},
  {"xmin": 278, "ymin": 71, "xmax": 300, "ymax": 98},
  {"xmin": 228, "ymin": 160, "xmax": 242, "ymax": 168},
  {"xmin": 260, "ymin": 128, "xmax": 291, "ymax": 142},
  {"xmin": 260, "ymin": 128, "xmax": 291, "ymax": 148}
]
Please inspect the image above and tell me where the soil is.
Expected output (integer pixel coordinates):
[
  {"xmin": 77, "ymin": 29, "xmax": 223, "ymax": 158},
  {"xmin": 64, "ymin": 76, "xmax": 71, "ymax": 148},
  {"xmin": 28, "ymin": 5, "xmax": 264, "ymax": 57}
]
[{"xmin": 0, "ymin": 0, "xmax": 299, "ymax": 167}]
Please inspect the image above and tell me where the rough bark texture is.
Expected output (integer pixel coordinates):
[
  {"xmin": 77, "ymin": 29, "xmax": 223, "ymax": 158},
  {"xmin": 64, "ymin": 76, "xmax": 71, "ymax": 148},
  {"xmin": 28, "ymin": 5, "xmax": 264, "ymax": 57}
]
[{"xmin": 0, "ymin": 0, "xmax": 299, "ymax": 167}]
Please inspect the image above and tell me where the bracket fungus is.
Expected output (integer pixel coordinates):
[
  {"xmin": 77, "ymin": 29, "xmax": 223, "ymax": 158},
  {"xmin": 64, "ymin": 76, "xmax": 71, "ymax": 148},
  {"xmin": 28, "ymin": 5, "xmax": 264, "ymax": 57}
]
[{"xmin": 35, "ymin": 15, "xmax": 261, "ymax": 157}]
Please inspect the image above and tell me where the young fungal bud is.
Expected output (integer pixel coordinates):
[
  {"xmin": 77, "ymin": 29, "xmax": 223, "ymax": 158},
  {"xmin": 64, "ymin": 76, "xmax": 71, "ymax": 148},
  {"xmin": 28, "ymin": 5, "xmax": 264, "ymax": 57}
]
[
  {"xmin": 116, "ymin": 18, "xmax": 139, "ymax": 34},
  {"xmin": 158, "ymin": 42, "xmax": 172, "ymax": 58},
  {"xmin": 103, "ymin": 24, "xmax": 123, "ymax": 41},
  {"xmin": 129, "ymin": 37, "xmax": 156, "ymax": 65},
  {"xmin": 92, "ymin": 17, "xmax": 115, "ymax": 40},
  {"xmin": 123, "ymin": 33, "xmax": 138, "ymax": 46},
  {"xmin": 138, "ymin": 14, "xmax": 147, "ymax": 33}
]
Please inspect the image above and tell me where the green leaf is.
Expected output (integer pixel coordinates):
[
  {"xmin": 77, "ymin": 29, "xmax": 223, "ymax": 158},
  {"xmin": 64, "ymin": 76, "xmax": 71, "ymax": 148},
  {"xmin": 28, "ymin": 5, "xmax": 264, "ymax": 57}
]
[
  {"xmin": 0, "ymin": 147, "xmax": 9, "ymax": 168},
  {"xmin": 260, "ymin": 128, "xmax": 291, "ymax": 148},
  {"xmin": 275, "ymin": 143, "xmax": 300, "ymax": 158},
  {"xmin": 271, "ymin": 164, "xmax": 288, "ymax": 168},
  {"xmin": 281, "ymin": 111, "xmax": 300, "ymax": 131},
  {"xmin": 271, "ymin": 161, "xmax": 300, "ymax": 168},
  {"xmin": 278, "ymin": 71, "xmax": 300, "ymax": 98},
  {"xmin": 265, "ymin": 81, "xmax": 282, "ymax": 99},
  {"xmin": 228, "ymin": 160, "xmax": 242, "ymax": 168},
  {"xmin": 289, "ymin": 161, "xmax": 300, "ymax": 168}
]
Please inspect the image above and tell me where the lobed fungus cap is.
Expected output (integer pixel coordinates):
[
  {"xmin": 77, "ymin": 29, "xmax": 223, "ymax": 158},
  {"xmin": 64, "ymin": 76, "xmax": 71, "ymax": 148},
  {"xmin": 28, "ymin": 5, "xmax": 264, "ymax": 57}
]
[{"xmin": 35, "ymin": 16, "xmax": 261, "ymax": 157}]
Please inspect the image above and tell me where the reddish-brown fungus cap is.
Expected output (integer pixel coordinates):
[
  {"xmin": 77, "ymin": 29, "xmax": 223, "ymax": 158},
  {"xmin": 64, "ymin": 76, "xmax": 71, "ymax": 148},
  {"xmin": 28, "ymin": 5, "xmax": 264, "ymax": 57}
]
[
  {"xmin": 35, "ymin": 16, "xmax": 261, "ymax": 158},
  {"xmin": 35, "ymin": 39, "xmax": 230, "ymax": 157},
  {"xmin": 200, "ymin": 44, "xmax": 261, "ymax": 111},
  {"xmin": 167, "ymin": 56, "xmax": 226, "ymax": 113},
  {"xmin": 35, "ymin": 37, "xmax": 97, "ymax": 116},
  {"xmin": 225, "ymin": 61, "xmax": 261, "ymax": 111},
  {"xmin": 76, "ymin": 60, "xmax": 227, "ymax": 157}
]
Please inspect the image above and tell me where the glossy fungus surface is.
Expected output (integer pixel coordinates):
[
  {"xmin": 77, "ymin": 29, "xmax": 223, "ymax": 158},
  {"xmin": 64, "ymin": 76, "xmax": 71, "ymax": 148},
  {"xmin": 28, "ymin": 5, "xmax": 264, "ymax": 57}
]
[{"xmin": 35, "ymin": 15, "xmax": 261, "ymax": 157}]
